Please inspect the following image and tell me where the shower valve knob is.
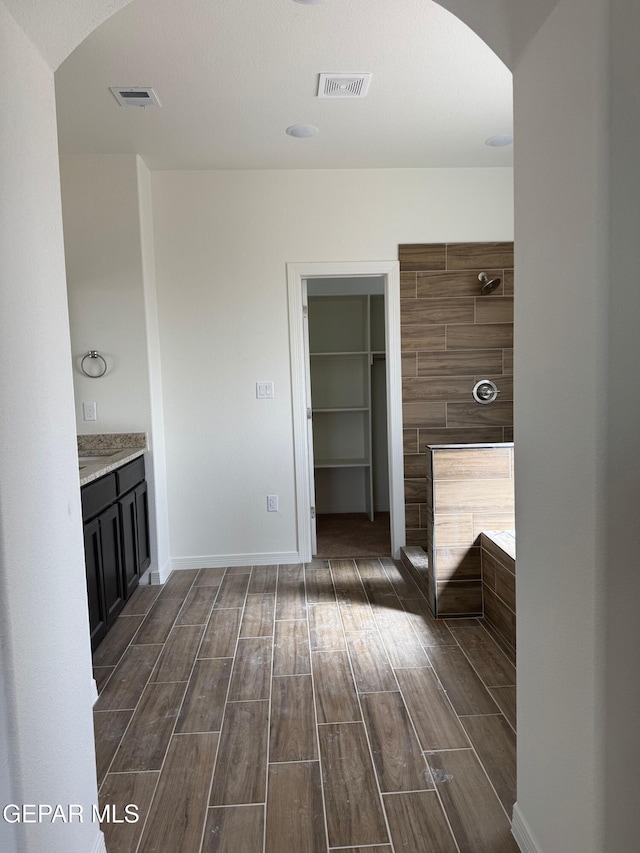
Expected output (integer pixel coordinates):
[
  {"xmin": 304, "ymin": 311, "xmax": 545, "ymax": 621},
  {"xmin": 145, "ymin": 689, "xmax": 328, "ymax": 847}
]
[{"xmin": 472, "ymin": 379, "xmax": 499, "ymax": 405}]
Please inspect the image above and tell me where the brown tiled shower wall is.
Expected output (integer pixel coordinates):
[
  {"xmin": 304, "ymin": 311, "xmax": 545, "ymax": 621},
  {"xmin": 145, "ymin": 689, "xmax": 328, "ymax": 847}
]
[{"xmin": 399, "ymin": 242, "xmax": 514, "ymax": 548}]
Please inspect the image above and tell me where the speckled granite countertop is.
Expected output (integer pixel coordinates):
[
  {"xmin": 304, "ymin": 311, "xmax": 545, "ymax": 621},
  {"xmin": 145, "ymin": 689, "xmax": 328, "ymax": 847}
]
[{"xmin": 78, "ymin": 433, "xmax": 147, "ymax": 486}]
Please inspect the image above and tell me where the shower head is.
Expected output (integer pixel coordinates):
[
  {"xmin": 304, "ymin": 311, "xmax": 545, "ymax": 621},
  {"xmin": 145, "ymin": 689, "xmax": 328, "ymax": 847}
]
[{"xmin": 478, "ymin": 272, "xmax": 501, "ymax": 295}]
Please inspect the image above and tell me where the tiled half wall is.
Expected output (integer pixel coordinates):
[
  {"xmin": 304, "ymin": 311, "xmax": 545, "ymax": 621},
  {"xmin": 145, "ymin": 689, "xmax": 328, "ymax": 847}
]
[
  {"xmin": 425, "ymin": 444, "xmax": 515, "ymax": 618},
  {"xmin": 399, "ymin": 242, "xmax": 514, "ymax": 548}
]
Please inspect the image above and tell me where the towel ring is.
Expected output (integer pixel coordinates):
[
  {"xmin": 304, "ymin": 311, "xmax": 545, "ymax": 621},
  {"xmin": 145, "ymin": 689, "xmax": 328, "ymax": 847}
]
[{"xmin": 81, "ymin": 351, "xmax": 107, "ymax": 378}]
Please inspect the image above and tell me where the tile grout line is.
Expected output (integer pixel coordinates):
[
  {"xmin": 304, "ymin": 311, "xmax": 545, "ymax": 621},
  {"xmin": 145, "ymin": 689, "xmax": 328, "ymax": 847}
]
[
  {"xmin": 333, "ymin": 557, "xmax": 396, "ymax": 853},
  {"xmin": 260, "ymin": 565, "xmax": 278, "ymax": 853},
  {"xmin": 129, "ymin": 570, "xmax": 201, "ymax": 853},
  {"xmin": 358, "ymin": 557, "xmax": 464, "ymax": 853},
  {"xmin": 196, "ymin": 564, "xmax": 257, "ymax": 853},
  {"xmin": 303, "ymin": 561, "xmax": 332, "ymax": 853}
]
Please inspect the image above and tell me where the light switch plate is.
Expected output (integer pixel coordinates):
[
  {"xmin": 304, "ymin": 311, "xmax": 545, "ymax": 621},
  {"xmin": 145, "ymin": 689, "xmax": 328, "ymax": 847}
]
[{"xmin": 256, "ymin": 382, "xmax": 274, "ymax": 399}]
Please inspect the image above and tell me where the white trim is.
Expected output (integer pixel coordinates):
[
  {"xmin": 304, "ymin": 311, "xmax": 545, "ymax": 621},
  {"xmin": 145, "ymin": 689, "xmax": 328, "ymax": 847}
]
[
  {"xmin": 287, "ymin": 261, "xmax": 406, "ymax": 560},
  {"xmin": 511, "ymin": 803, "xmax": 543, "ymax": 853},
  {"xmin": 171, "ymin": 551, "xmax": 301, "ymax": 570},
  {"xmin": 89, "ymin": 830, "xmax": 107, "ymax": 853},
  {"xmin": 90, "ymin": 678, "xmax": 99, "ymax": 706},
  {"xmin": 149, "ymin": 556, "xmax": 172, "ymax": 585}
]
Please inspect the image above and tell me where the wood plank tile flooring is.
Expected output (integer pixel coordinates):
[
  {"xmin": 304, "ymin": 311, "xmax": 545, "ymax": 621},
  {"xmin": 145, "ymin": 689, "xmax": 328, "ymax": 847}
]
[{"xmin": 94, "ymin": 558, "xmax": 517, "ymax": 853}]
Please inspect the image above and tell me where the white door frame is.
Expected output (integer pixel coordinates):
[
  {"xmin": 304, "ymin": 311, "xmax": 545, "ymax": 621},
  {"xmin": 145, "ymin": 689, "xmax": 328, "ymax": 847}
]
[{"xmin": 287, "ymin": 260, "xmax": 406, "ymax": 560}]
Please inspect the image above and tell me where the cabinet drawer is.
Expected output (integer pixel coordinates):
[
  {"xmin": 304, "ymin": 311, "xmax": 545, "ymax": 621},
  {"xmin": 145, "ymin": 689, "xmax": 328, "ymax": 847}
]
[
  {"xmin": 116, "ymin": 456, "xmax": 145, "ymax": 496},
  {"xmin": 81, "ymin": 473, "xmax": 117, "ymax": 521}
]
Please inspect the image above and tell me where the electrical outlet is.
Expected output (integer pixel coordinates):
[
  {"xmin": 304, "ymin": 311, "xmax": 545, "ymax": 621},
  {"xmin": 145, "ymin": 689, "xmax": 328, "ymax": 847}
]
[
  {"xmin": 83, "ymin": 402, "xmax": 97, "ymax": 422},
  {"xmin": 267, "ymin": 495, "xmax": 278, "ymax": 512}
]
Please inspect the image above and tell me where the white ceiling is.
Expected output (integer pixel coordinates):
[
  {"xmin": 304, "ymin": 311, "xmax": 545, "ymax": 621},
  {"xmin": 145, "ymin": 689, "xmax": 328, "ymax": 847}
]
[{"xmin": 54, "ymin": 0, "xmax": 513, "ymax": 170}]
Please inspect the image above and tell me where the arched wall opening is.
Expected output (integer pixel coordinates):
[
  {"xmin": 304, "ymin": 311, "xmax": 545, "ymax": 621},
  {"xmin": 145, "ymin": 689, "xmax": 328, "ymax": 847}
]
[{"xmin": 3, "ymin": 2, "xmax": 639, "ymax": 852}]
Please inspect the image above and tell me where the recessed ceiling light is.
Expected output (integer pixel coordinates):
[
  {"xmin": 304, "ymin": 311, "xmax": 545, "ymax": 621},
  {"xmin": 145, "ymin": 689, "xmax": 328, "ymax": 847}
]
[
  {"xmin": 293, "ymin": 0, "xmax": 327, "ymax": 4},
  {"xmin": 485, "ymin": 134, "xmax": 513, "ymax": 147},
  {"xmin": 286, "ymin": 124, "xmax": 319, "ymax": 138}
]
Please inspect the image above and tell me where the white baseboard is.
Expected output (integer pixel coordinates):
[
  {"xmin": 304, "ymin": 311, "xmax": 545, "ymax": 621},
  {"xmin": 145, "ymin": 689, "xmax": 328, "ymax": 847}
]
[
  {"xmin": 90, "ymin": 829, "xmax": 107, "ymax": 853},
  {"xmin": 90, "ymin": 678, "xmax": 99, "ymax": 706},
  {"xmin": 171, "ymin": 551, "xmax": 301, "ymax": 571},
  {"xmin": 149, "ymin": 557, "xmax": 172, "ymax": 585},
  {"xmin": 511, "ymin": 803, "xmax": 543, "ymax": 853}
]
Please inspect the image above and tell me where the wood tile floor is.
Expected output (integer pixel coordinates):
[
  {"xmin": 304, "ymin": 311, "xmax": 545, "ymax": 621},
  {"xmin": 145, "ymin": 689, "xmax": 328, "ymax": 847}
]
[{"xmin": 93, "ymin": 558, "xmax": 518, "ymax": 853}]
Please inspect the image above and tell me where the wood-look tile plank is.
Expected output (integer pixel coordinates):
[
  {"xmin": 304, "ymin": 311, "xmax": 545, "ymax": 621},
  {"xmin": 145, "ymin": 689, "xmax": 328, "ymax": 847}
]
[
  {"xmin": 227, "ymin": 637, "xmax": 273, "ymax": 701},
  {"xmin": 202, "ymin": 805, "xmax": 264, "ymax": 853},
  {"xmin": 272, "ymin": 618, "xmax": 311, "ymax": 676},
  {"xmin": 270, "ymin": 675, "xmax": 318, "ymax": 762},
  {"xmin": 448, "ymin": 624, "xmax": 516, "ymax": 687},
  {"xmin": 445, "ymin": 241, "xmax": 514, "ymax": 270},
  {"xmin": 120, "ymin": 583, "xmax": 161, "ymax": 616},
  {"xmin": 265, "ymin": 762, "xmax": 326, "ymax": 853},
  {"xmin": 345, "ymin": 632, "xmax": 397, "ymax": 694},
  {"xmin": 398, "ymin": 243, "xmax": 447, "ymax": 271},
  {"xmin": 175, "ymin": 586, "xmax": 219, "ymax": 626},
  {"xmin": 394, "ymin": 667, "xmax": 469, "ymax": 750},
  {"xmin": 175, "ymin": 658, "xmax": 233, "ymax": 734},
  {"xmin": 92, "ymin": 615, "xmax": 145, "ymax": 667},
  {"xmin": 426, "ymin": 749, "xmax": 518, "ymax": 852},
  {"xmin": 416, "ymin": 269, "xmax": 502, "ymax": 298},
  {"xmin": 330, "ymin": 558, "xmax": 361, "ymax": 589},
  {"xmin": 380, "ymin": 559, "xmax": 423, "ymax": 600},
  {"xmin": 99, "ymin": 771, "xmax": 159, "ymax": 853},
  {"xmin": 93, "ymin": 710, "xmax": 133, "ymax": 785},
  {"xmin": 308, "ymin": 603, "xmax": 346, "ymax": 651},
  {"xmin": 111, "ymin": 681, "xmax": 187, "ymax": 772},
  {"xmin": 402, "ymin": 400, "xmax": 447, "ymax": 428},
  {"xmin": 428, "ymin": 646, "xmax": 500, "ymax": 716},
  {"xmin": 209, "ymin": 700, "xmax": 269, "ymax": 806},
  {"xmin": 417, "ymin": 349, "xmax": 503, "ymax": 377},
  {"xmin": 194, "ymin": 567, "xmax": 226, "ymax": 587},
  {"xmin": 334, "ymin": 848, "xmax": 392, "ymax": 853},
  {"xmin": 312, "ymin": 651, "xmax": 361, "ymax": 724},
  {"xmin": 93, "ymin": 666, "xmax": 114, "ymax": 695},
  {"xmin": 373, "ymin": 609, "xmax": 431, "ymax": 668},
  {"xmin": 400, "ymin": 599, "xmax": 456, "ymax": 647},
  {"xmin": 460, "ymin": 714, "xmax": 517, "ymax": 811},
  {"xmin": 476, "ymin": 296, "xmax": 514, "ymax": 324},
  {"xmin": 383, "ymin": 791, "xmax": 458, "ymax": 853},
  {"xmin": 157, "ymin": 569, "xmax": 199, "ymax": 600},
  {"xmin": 305, "ymin": 565, "xmax": 336, "ymax": 603},
  {"xmin": 489, "ymin": 686, "xmax": 517, "ymax": 732},
  {"xmin": 360, "ymin": 692, "xmax": 431, "ymax": 793},
  {"xmin": 138, "ymin": 732, "xmax": 219, "ymax": 853},
  {"xmin": 337, "ymin": 596, "xmax": 377, "ymax": 632},
  {"xmin": 132, "ymin": 598, "xmax": 185, "ymax": 645},
  {"xmin": 446, "ymin": 401, "xmax": 514, "ymax": 428},
  {"xmin": 276, "ymin": 564, "xmax": 307, "ymax": 620},
  {"xmin": 240, "ymin": 593, "xmax": 276, "ymax": 638},
  {"xmin": 199, "ymin": 608, "xmax": 242, "ymax": 659},
  {"xmin": 318, "ymin": 722, "xmax": 389, "ymax": 848},
  {"xmin": 401, "ymin": 297, "xmax": 474, "ymax": 326},
  {"xmin": 247, "ymin": 565, "xmax": 278, "ymax": 594},
  {"xmin": 225, "ymin": 565, "xmax": 252, "ymax": 575},
  {"xmin": 95, "ymin": 644, "xmax": 163, "ymax": 712},
  {"xmin": 150, "ymin": 625, "xmax": 204, "ymax": 683},
  {"xmin": 213, "ymin": 573, "xmax": 250, "ymax": 609}
]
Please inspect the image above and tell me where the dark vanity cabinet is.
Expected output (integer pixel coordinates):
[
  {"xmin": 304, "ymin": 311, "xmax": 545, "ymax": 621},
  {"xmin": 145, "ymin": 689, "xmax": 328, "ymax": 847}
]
[{"xmin": 82, "ymin": 456, "xmax": 150, "ymax": 650}]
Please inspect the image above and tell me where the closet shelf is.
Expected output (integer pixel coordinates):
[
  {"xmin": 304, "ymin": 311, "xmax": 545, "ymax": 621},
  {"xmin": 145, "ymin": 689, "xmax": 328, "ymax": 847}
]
[
  {"xmin": 314, "ymin": 458, "xmax": 371, "ymax": 469},
  {"xmin": 310, "ymin": 350, "xmax": 369, "ymax": 357},
  {"xmin": 313, "ymin": 406, "xmax": 368, "ymax": 413}
]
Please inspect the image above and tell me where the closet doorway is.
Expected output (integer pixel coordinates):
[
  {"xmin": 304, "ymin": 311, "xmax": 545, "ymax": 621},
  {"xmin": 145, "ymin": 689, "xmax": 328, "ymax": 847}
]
[{"xmin": 287, "ymin": 261, "xmax": 405, "ymax": 561}]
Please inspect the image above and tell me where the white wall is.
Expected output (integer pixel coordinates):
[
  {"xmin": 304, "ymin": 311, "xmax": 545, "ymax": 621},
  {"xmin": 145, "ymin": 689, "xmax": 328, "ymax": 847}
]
[
  {"xmin": 151, "ymin": 167, "xmax": 513, "ymax": 565},
  {"xmin": 137, "ymin": 156, "xmax": 172, "ymax": 580},
  {"xmin": 0, "ymin": 4, "xmax": 101, "ymax": 852},
  {"xmin": 61, "ymin": 154, "xmax": 153, "ymax": 435}
]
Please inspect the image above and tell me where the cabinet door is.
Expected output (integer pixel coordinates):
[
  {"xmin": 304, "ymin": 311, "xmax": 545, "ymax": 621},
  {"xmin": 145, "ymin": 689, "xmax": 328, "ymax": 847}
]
[
  {"xmin": 119, "ymin": 490, "xmax": 139, "ymax": 600},
  {"xmin": 84, "ymin": 518, "xmax": 107, "ymax": 651},
  {"xmin": 100, "ymin": 503, "xmax": 125, "ymax": 626},
  {"xmin": 135, "ymin": 481, "xmax": 151, "ymax": 573}
]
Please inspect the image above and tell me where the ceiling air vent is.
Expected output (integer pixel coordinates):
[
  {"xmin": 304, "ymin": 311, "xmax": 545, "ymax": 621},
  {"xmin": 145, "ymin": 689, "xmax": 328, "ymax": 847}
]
[
  {"xmin": 110, "ymin": 87, "xmax": 161, "ymax": 108},
  {"xmin": 317, "ymin": 73, "xmax": 371, "ymax": 98}
]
